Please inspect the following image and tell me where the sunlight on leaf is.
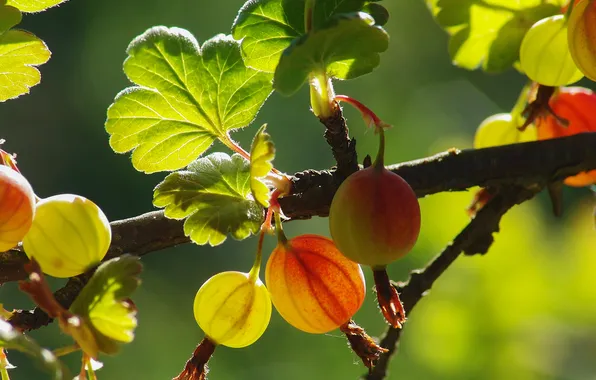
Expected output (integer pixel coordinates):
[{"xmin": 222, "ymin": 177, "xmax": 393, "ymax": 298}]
[
  {"xmin": 250, "ymin": 124, "xmax": 275, "ymax": 208},
  {"xmin": 274, "ymin": 12, "xmax": 388, "ymax": 96},
  {"xmin": 105, "ymin": 26, "xmax": 273, "ymax": 173},
  {"xmin": 426, "ymin": 0, "xmax": 560, "ymax": 72},
  {"xmin": 0, "ymin": 320, "xmax": 65, "ymax": 379},
  {"xmin": 69, "ymin": 255, "xmax": 142, "ymax": 356},
  {"xmin": 0, "ymin": 1, "xmax": 21, "ymax": 33},
  {"xmin": 6, "ymin": 0, "xmax": 67, "ymax": 12},
  {"xmin": 153, "ymin": 152, "xmax": 264, "ymax": 246},
  {"xmin": 232, "ymin": 0, "xmax": 388, "ymax": 72},
  {"xmin": 0, "ymin": 0, "xmax": 50, "ymax": 102}
]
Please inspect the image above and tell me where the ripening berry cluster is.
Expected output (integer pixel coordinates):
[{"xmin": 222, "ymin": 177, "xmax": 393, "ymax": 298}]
[
  {"xmin": 471, "ymin": 1, "xmax": 596, "ymax": 189},
  {"xmin": 519, "ymin": 0, "xmax": 596, "ymax": 87},
  {"xmin": 0, "ymin": 160, "xmax": 112, "ymax": 278},
  {"xmin": 474, "ymin": 86, "xmax": 596, "ymax": 188},
  {"xmin": 192, "ymin": 127, "xmax": 422, "ymax": 352}
]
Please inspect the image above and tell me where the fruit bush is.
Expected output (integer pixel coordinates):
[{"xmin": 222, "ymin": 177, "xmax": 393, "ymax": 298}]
[{"xmin": 1, "ymin": 0, "xmax": 596, "ymax": 379}]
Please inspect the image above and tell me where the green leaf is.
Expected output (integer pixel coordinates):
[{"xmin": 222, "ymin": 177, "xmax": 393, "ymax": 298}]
[
  {"xmin": 274, "ymin": 12, "xmax": 388, "ymax": 96},
  {"xmin": 0, "ymin": 320, "xmax": 65, "ymax": 379},
  {"xmin": 0, "ymin": 1, "xmax": 21, "ymax": 33},
  {"xmin": 0, "ymin": 0, "xmax": 50, "ymax": 102},
  {"xmin": 232, "ymin": 0, "xmax": 388, "ymax": 72},
  {"xmin": 69, "ymin": 255, "xmax": 142, "ymax": 355},
  {"xmin": 362, "ymin": 2, "xmax": 389, "ymax": 26},
  {"xmin": 250, "ymin": 124, "xmax": 275, "ymax": 208},
  {"xmin": 105, "ymin": 27, "xmax": 273, "ymax": 174},
  {"xmin": 6, "ymin": 0, "xmax": 68, "ymax": 12},
  {"xmin": 153, "ymin": 152, "xmax": 264, "ymax": 246},
  {"xmin": 427, "ymin": 0, "xmax": 560, "ymax": 72}
]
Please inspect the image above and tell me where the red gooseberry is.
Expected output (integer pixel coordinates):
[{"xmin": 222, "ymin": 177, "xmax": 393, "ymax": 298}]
[
  {"xmin": 329, "ymin": 129, "xmax": 421, "ymax": 268},
  {"xmin": 536, "ymin": 86, "xmax": 596, "ymax": 187},
  {"xmin": 0, "ymin": 165, "xmax": 36, "ymax": 251}
]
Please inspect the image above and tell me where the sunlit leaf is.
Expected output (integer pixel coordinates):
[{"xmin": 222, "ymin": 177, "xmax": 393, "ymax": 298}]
[
  {"xmin": 362, "ymin": 2, "xmax": 389, "ymax": 26},
  {"xmin": 0, "ymin": 1, "xmax": 20, "ymax": 33},
  {"xmin": 105, "ymin": 27, "xmax": 273, "ymax": 173},
  {"xmin": 232, "ymin": 0, "xmax": 388, "ymax": 72},
  {"xmin": 0, "ymin": 0, "xmax": 50, "ymax": 102},
  {"xmin": 69, "ymin": 255, "xmax": 142, "ymax": 355},
  {"xmin": 0, "ymin": 320, "xmax": 65, "ymax": 379},
  {"xmin": 6, "ymin": 0, "xmax": 67, "ymax": 12},
  {"xmin": 426, "ymin": 0, "xmax": 560, "ymax": 72},
  {"xmin": 250, "ymin": 124, "xmax": 275, "ymax": 208},
  {"xmin": 274, "ymin": 12, "xmax": 388, "ymax": 96},
  {"xmin": 153, "ymin": 152, "xmax": 264, "ymax": 246}
]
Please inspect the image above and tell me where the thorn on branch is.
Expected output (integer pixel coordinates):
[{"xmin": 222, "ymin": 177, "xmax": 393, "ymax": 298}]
[{"xmin": 363, "ymin": 155, "xmax": 372, "ymax": 168}]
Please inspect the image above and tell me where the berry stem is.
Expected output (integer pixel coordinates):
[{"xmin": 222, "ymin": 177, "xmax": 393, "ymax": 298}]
[
  {"xmin": 0, "ymin": 349, "xmax": 10, "ymax": 380},
  {"xmin": 334, "ymin": 95, "xmax": 384, "ymax": 130},
  {"xmin": 53, "ymin": 344, "xmax": 81, "ymax": 357},
  {"xmin": 510, "ymin": 81, "xmax": 533, "ymax": 128},
  {"xmin": 564, "ymin": 0, "xmax": 576, "ymax": 20},
  {"xmin": 373, "ymin": 127, "xmax": 386, "ymax": 170},
  {"xmin": 262, "ymin": 188, "xmax": 284, "ymax": 232},
  {"xmin": 251, "ymin": 186, "xmax": 290, "ymax": 282},
  {"xmin": 273, "ymin": 210, "xmax": 288, "ymax": 247},
  {"xmin": 248, "ymin": 228, "xmax": 266, "ymax": 284},
  {"xmin": 372, "ymin": 268, "xmax": 406, "ymax": 329},
  {"xmin": 84, "ymin": 354, "xmax": 97, "ymax": 380},
  {"xmin": 520, "ymin": 85, "xmax": 567, "ymax": 130},
  {"xmin": 304, "ymin": 0, "xmax": 315, "ymax": 33}
]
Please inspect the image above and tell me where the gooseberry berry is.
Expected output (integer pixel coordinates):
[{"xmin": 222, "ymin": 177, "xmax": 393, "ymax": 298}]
[
  {"xmin": 22, "ymin": 194, "xmax": 111, "ymax": 278},
  {"xmin": 193, "ymin": 271, "xmax": 271, "ymax": 348},
  {"xmin": 474, "ymin": 113, "xmax": 536, "ymax": 149},
  {"xmin": 536, "ymin": 86, "xmax": 596, "ymax": 187},
  {"xmin": 568, "ymin": 0, "xmax": 596, "ymax": 81},
  {"xmin": 329, "ymin": 97, "xmax": 421, "ymax": 328},
  {"xmin": 265, "ymin": 234, "xmax": 366, "ymax": 334},
  {"xmin": 328, "ymin": 137, "xmax": 421, "ymax": 267},
  {"xmin": 0, "ymin": 165, "xmax": 35, "ymax": 251},
  {"xmin": 519, "ymin": 15, "xmax": 583, "ymax": 86}
]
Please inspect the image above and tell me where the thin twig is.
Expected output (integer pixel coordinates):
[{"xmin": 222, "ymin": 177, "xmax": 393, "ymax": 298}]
[{"xmin": 363, "ymin": 186, "xmax": 539, "ymax": 380}]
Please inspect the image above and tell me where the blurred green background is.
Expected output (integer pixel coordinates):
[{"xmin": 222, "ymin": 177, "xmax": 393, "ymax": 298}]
[{"xmin": 1, "ymin": 0, "xmax": 595, "ymax": 379}]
